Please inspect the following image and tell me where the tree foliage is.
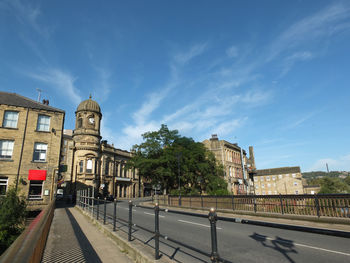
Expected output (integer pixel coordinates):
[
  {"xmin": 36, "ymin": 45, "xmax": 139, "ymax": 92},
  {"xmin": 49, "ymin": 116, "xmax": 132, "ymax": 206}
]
[
  {"xmin": 128, "ymin": 124, "xmax": 228, "ymax": 195},
  {"xmin": 0, "ymin": 187, "xmax": 27, "ymax": 254}
]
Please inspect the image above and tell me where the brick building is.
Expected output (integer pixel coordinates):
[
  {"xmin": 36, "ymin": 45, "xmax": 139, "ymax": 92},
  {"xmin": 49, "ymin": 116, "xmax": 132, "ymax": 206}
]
[
  {"xmin": 0, "ymin": 92, "xmax": 65, "ymax": 210},
  {"xmin": 254, "ymin": 166, "xmax": 304, "ymax": 195},
  {"xmin": 203, "ymin": 135, "xmax": 254, "ymax": 194},
  {"xmin": 59, "ymin": 96, "xmax": 142, "ymax": 199}
]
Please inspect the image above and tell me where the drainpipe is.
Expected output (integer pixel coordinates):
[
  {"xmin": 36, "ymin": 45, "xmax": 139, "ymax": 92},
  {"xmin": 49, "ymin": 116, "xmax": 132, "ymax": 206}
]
[{"xmin": 16, "ymin": 108, "xmax": 29, "ymax": 191}]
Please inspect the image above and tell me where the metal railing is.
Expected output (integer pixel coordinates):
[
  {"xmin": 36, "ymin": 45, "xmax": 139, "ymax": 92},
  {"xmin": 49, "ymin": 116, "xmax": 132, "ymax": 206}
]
[
  {"xmin": 0, "ymin": 200, "xmax": 55, "ymax": 263},
  {"xmin": 77, "ymin": 189, "xmax": 232, "ymax": 263},
  {"xmin": 153, "ymin": 194, "xmax": 350, "ymax": 218}
]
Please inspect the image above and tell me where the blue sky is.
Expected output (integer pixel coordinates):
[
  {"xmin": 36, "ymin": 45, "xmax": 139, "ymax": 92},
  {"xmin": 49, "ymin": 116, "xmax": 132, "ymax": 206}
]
[{"xmin": 1, "ymin": 0, "xmax": 350, "ymax": 172}]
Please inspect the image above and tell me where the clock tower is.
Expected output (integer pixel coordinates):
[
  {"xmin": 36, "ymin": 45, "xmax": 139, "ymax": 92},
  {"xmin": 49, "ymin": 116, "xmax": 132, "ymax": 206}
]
[{"xmin": 72, "ymin": 95, "xmax": 102, "ymax": 190}]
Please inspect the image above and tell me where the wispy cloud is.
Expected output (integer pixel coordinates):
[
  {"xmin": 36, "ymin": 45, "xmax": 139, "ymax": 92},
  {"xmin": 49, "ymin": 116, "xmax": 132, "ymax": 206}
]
[
  {"xmin": 267, "ymin": 3, "xmax": 350, "ymax": 61},
  {"xmin": 93, "ymin": 67, "xmax": 112, "ymax": 102},
  {"xmin": 308, "ymin": 154, "xmax": 350, "ymax": 171},
  {"xmin": 284, "ymin": 111, "xmax": 318, "ymax": 130},
  {"xmin": 174, "ymin": 43, "xmax": 208, "ymax": 64},
  {"xmin": 24, "ymin": 68, "xmax": 82, "ymax": 104},
  {"xmin": 226, "ymin": 45, "xmax": 239, "ymax": 58},
  {"xmin": 2, "ymin": 0, "xmax": 51, "ymax": 38}
]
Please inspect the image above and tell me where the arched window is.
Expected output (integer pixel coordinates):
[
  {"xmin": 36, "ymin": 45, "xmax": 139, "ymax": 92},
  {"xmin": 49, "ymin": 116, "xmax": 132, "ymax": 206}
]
[{"xmin": 79, "ymin": 160, "xmax": 84, "ymax": 173}]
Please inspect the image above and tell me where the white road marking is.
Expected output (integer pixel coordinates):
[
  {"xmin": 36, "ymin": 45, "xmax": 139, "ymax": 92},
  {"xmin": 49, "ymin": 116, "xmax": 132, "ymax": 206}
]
[
  {"xmin": 178, "ymin": 219, "xmax": 222, "ymax": 230},
  {"xmin": 144, "ymin": 212, "xmax": 165, "ymax": 218},
  {"xmin": 266, "ymin": 237, "xmax": 350, "ymax": 257}
]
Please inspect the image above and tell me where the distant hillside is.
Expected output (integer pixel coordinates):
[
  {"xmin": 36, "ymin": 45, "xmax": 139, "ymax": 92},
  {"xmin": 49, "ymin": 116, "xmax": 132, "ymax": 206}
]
[{"xmin": 302, "ymin": 171, "xmax": 350, "ymax": 180}]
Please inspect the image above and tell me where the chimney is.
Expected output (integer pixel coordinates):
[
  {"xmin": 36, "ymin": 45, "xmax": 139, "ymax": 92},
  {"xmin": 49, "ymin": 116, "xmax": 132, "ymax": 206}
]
[{"xmin": 249, "ymin": 146, "xmax": 256, "ymax": 169}]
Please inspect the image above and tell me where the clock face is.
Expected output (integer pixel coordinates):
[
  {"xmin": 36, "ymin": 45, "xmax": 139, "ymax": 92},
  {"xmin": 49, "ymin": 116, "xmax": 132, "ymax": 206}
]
[{"xmin": 89, "ymin": 117, "xmax": 95, "ymax": 124}]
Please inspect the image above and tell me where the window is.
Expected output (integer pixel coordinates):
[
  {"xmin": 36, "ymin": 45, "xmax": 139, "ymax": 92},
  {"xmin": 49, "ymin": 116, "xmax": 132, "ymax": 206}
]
[
  {"xmin": 255, "ymin": 185, "xmax": 259, "ymax": 189},
  {"xmin": 77, "ymin": 118, "xmax": 82, "ymax": 128},
  {"xmin": 278, "ymin": 174, "xmax": 283, "ymax": 179},
  {"xmin": 105, "ymin": 160, "xmax": 109, "ymax": 175},
  {"xmin": 267, "ymin": 183, "xmax": 271, "ymax": 187},
  {"xmin": 268, "ymin": 191, "xmax": 272, "ymax": 195},
  {"xmin": 86, "ymin": 159, "xmax": 93, "ymax": 173},
  {"xmin": 266, "ymin": 176, "xmax": 270, "ymax": 181},
  {"xmin": 37, "ymin": 115, "xmax": 50, "ymax": 131},
  {"xmin": 295, "ymin": 190, "xmax": 299, "ymax": 194},
  {"xmin": 262, "ymin": 191, "xmax": 266, "ymax": 195},
  {"xmin": 33, "ymin": 143, "xmax": 47, "ymax": 162},
  {"xmin": 0, "ymin": 140, "xmax": 14, "ymax": 159},
  {"xmin": 28, "ymin": 180, "xmax": 43, "ymax": 199},
  {"xmin": 0, "ymin": 177, "xmax": 8, "ymax": 195},
  {"xmin": 260, "ymin": 177, "xmax": 264, "ymax": 182},
  {"xmin": 294, "ymin": 181, "xmax": 298, "ymax": 186},
  {"xmin": 274, "ymin": 191, "xmax": 278, "ymax": 195},
  {"xmin": 254, "ymin": 177, "xmax": 258, "ymax": 182},
  {"xmin": 79, "ymin": 160, "xmax": 84, "ymax": 173},
  {"xmin": 261, "ymin": 183, "xmax": 265, "ymax": 188},
  {"xmin": 3, "ymin": 111, "xmax": 18, "ymax": 128},
  {"xmin": 285, "ymin": 174, "xmax": 289, "ymax": 177},
  {"xmin": 272, "ymin": 176, "xmax": 276, "ymax": 181},
  {"xmin": 292, "ymin": 173, "xmax": 296, "ymax": 178}
]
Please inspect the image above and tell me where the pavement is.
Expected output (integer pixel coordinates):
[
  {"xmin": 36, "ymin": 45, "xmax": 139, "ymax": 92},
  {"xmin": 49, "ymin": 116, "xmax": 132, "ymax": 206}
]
[{"xmin": 41, "ymin": 202, "xmax": 134, "ymax": 263}]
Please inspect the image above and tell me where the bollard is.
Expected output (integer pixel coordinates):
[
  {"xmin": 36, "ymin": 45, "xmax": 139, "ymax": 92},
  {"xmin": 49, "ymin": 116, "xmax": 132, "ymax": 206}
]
[
  {"xmin": 154, "ymin": 203, "xmax": 160, "ymax": 260},
  {"xmin": 315, "ymin": 195, "xmax": 320, "ymax": 217},
  {"xmin": 97, "ymin": 197, "xmax": 100, "ymax": 220},
  {"xmin": 128, "ymin": 200, "xmax": 133, "ymax": 241},
  {"xmin": 104, "ymin": 198, "xmax": 107, "ymax": 224},
  {"xmin": 113, "ymin": 199, "xmax": 117, "ymax": 231},
  {"xmin": 208, "ymin": 208, "xmax": 220, "ymax": 263},
  {"xmin": 254, "ymin": 197, "xmax": 257, "ymax": 213}
]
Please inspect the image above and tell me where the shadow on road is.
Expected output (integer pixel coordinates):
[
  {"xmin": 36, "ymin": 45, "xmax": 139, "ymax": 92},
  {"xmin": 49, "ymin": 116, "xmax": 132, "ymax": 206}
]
[{"xmin": 249, "ymin": 232, "xmax": 297, "ymax": 263}]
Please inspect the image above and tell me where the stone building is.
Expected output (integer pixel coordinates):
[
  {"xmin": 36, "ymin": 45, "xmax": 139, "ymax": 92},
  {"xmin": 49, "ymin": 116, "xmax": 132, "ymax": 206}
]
[
  {"xmin": 0, "ymin": 92, "xmax": 65, "ymax": 210},
  {"xmin": 203, "ymin": 134, "xmax": 254, "ymax": 195},
  {"xmin": 59, "ymin": 96, "xmax": 142, "ymax": 199},
  {"xmin": 253, "ymin": 166, "xmax": 304, "ymax": 195}
]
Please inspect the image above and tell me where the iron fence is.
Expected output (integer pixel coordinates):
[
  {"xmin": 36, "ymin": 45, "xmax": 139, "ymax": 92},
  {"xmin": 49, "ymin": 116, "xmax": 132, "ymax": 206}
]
[
  {"xmin": 77, "ymin": 189, "xmax": 232, "ymax": 263},
  {"xmin": 154, "ymin": 194, "xmax": 350, "ymax": 218}
]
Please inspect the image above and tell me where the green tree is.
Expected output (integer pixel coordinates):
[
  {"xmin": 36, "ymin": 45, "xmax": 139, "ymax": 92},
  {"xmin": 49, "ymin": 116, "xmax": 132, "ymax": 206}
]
[
  {"xmin": 0, "ymin": 187, "xmax": 27, "ymax": 254},
  {"xmin": 345, "ymin": 176, "xmax": 350, "ymax": 186},
  {"xmin": 128, "ymin": 124, "xmax": 228, "ymax": 195},
  {"xmin": 318, "ymin": 177, "xmax": 350, "ymax": 194}
]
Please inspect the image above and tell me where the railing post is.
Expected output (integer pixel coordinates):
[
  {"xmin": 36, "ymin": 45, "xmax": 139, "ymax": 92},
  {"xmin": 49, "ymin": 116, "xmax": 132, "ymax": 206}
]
[
  {"xmin": 279, "ymin": 194, "xmax": 284, "ymax": 215},
  {"xmin": 208, "ymin": 208, "xmax": 220, "ymax": 263},
  {"xmin": 88, "ymin": 188, "xmax": 91, "ymax": 213},
  {"xmin": 190, "ymin": 195, "xmax": 192, "ymax": 208},
  {"xmin": 154, "ymin": 203, "xmax": 160, "ymax": 260},
  {"xmin": 179, "ymin": 194, "xmax": 182, "ymax": 207},
  {"xmin": 168, "ymin": 195, "xmax": 170, "ymax": 206},
  {"xmin": 254, "ymin": 196, "xmax": 257, "ymax": 213},
  {"xmin": 232, "ymin": 195, "xmax": 234, "ymax": 211},
  {"xmin": 104, "ymin": 198, "xmax": 107, "ymax": 224},
  {"xmin": 215, "ymin": 195, "xmax": 218, "ymax": 209},
  {"xmin": 201, "ymin": 195, "xmax": 204, "ymax": 208},
  {"xmin": 128, "ymin": 200, "xmax": 133, "ymax": 241},
  {"xmin": 97, "ymin": 197, "xmax": 100, "ymax": 220},
  {"xmin": 113, "ymin": 199, "xmax": 117, "ymax": 231},
  {"xmin": 315, "ymin": 195, "xmax": 320, "ymax": 218}
]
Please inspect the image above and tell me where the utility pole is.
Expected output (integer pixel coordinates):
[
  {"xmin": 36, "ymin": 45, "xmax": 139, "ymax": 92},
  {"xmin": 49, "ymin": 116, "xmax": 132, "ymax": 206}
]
[{"xmin": 326, "ymin": 163, "xmax": 329, "ymax": 173}]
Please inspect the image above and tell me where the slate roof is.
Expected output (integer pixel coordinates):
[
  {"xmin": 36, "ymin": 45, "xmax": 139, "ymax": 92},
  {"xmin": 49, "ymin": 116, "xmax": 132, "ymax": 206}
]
[
  {"xmin": 256, "ymin": 166, "xmax": 301, "ymax": 176},
  {"xmin": 0, "ymin": 91, "xmax": 65, "ymax": 113}
]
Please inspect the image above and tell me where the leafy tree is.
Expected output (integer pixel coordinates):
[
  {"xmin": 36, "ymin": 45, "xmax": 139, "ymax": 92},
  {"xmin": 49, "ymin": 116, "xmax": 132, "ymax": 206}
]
[
  {"xmin": 345, "ymin": 176, "xmax": 350, "ymax": 186},
  {"xmin": 128, "ymin": 124, "xmax": 228, "ymax": 195},
  {"xmin": 0, "ymin": 187, "xmax": 27, "ymax": 254},
  {"xmin": 318, "ymin": 177, "xmax": 350, "ymax": 194}
]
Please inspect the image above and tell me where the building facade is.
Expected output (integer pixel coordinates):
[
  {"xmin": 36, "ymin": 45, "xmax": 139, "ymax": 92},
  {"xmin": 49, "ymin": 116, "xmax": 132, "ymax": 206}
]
[
  {"xmin": 0, "ymin": 92, "xmax": 65, "ymax": 210},
  {"xmin": 59, "ymin": 96, "xmax": 142, "ymax": 199},
  {"xmin": 203, "ymin": 134, "xmax": 254, "ymax": 194},
  {"xmin": 254, "ymin": 166, "xmax": 304, "ymax": 195}
]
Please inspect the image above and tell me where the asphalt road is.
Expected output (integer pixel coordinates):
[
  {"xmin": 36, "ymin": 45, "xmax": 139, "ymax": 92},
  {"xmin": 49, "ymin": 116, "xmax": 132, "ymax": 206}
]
[{"xmin": 88, "ymin": 200, "xmax": 350, "ymax": 263}]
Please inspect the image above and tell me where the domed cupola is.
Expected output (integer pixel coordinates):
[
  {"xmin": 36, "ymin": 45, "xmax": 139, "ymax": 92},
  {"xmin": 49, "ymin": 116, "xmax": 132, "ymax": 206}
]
[{"xmin": 76, "ymin": 95, "xmax": 101, "ymax": 114}]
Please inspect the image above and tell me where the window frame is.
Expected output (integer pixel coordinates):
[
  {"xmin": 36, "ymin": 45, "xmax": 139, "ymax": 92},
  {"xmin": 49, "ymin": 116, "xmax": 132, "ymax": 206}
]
[
  {"xmin": 36, "ymin": 115, "xmax": 51, "ymax": 132},
  {"xmin": 0, "ymin": 140, "xmax": 14, "ymax": 159},
  {"xmin": 2, "ymin": 111, "xmax": 19, "ymax": 128},
  {"xmin": 33, "ymin": 142, "xmax": 48, "ymax": 162},
  {"xmin": 28, "ymin": 180, "xmax": 44, "ymax": 199},
  {"xmin": 0, "ymin": 177, "xmax": 8, "ymax": 195},
  {"xmin": 86, "ymin": 159, "xmax": 93, "ymax": 173}
]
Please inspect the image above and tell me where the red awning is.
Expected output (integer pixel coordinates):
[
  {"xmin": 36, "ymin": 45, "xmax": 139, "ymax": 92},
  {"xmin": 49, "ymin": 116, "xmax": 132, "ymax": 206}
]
[{"xmin": 28, "ymin": 170, "xmax": 47, "ymax": 181}]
